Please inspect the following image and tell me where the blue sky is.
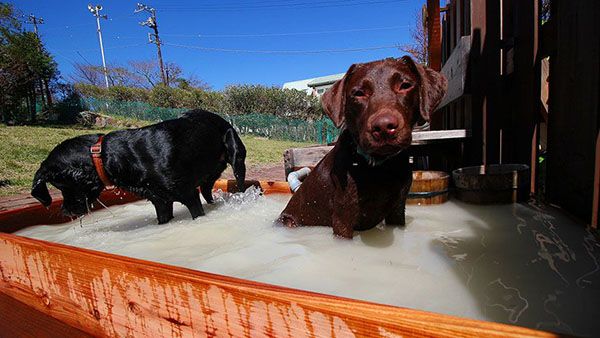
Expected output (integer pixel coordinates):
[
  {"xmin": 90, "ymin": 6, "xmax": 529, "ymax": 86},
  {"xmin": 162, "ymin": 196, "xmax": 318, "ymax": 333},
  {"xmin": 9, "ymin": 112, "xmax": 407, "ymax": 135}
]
[{"xmin": 10, "ymin": 0, "xmax": 421, "ymax": 90}]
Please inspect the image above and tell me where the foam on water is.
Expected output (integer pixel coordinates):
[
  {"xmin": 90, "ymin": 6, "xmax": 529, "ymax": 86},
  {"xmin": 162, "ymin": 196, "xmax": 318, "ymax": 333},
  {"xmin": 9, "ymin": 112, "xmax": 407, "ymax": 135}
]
[{"xmin": 15, "ymin": 188, "xmax": 600, "ymax": 336}]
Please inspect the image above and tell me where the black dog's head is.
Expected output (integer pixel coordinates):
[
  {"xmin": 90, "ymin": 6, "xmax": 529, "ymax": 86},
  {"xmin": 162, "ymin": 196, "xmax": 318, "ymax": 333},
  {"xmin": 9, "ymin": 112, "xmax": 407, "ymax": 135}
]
[
  {"xmin": 223, "ymin": 128, "xmax": 247, "ymax": 192},
  {"xmin": 31, "ymin": 135, "xmax": 104, "ymax": 217},
  {"xmin": 322, "ymin": 56, "xmax": 447, "ymax": 157}
]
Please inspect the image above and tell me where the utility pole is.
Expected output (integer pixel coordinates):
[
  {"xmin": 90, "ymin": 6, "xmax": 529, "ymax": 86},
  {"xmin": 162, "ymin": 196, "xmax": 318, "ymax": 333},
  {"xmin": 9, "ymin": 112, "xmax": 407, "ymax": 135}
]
[
  {"xmin": 135, "ymin": 3, "xmax": 168, "ymax": 86},
  {"xmin": 26, "ymin": 14, "xmax": 52, "ymax": 108},
  {"xmin": 88, "ymin": 4, "xmax": 110, "ymax": 88},
  {"xmin": 26, "ymin": 14, "xmax": 43, "ymax": 35}
]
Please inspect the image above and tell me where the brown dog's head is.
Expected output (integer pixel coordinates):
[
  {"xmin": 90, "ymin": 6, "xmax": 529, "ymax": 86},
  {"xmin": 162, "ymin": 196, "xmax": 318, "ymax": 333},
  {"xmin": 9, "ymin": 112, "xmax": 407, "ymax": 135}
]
[{"xmin": 322, "ymin": 56, "xmax": 447, "ymax": 157}]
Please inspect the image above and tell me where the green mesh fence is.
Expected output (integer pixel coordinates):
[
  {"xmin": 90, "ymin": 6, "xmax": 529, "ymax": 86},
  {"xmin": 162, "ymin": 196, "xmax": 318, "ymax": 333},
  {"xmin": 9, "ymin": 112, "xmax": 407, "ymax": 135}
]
[
  {"xmin": 82, "ymin": 97, "xmax": 186, "ymax": 121},
  {"xmin": 81, "ymin": 97, "xmax": 339, "ymax": 144}
]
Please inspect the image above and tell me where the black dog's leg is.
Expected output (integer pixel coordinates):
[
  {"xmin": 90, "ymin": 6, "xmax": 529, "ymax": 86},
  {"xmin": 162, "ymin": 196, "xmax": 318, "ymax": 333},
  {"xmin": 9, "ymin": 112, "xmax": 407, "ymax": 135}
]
[
  {"xmin": 200, "ymin": 174, "xmax": 219, "ymax": 204},
  {"xmin": 385, "ymin": 202, "xmax": 406, "ymax": 226},
  {"xmin": 181, "ymin": 189, "xmax": 205, "ymax": 219},
  {"xmin": 152, "ymin": 200, "xmax": 174, "ymax": 224}
]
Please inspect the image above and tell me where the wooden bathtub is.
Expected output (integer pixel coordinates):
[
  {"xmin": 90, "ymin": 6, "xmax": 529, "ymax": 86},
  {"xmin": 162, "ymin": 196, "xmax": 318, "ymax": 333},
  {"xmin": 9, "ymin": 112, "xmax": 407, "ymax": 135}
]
[{"xmin": 0, "ymin": 180, "xmax": 557, "ymax": 337}]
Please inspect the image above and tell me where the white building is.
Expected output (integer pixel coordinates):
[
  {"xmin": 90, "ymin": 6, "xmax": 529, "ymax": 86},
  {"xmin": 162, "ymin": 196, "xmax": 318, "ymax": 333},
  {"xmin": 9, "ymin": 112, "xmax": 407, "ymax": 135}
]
[{"xmin": 283, "ymin": 73, "xmax": 345, "ymax": 97}]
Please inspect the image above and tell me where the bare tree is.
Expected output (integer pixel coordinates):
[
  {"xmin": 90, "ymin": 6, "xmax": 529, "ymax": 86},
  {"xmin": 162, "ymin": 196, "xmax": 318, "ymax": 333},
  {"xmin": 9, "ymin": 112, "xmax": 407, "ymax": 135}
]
[
  {"xmin": 107, "ymin": 66, "xmax": 143, "ymax": 87},
  {"xmin": 164, "ymin": 61, "xmax": 182, "ymax": 86},
  {"xmin": 401, "ymin": 8, "xmax": 428, "ymax": 65},
  {"xmin": 72, "ymin": 59, "xmax": 210, "ymax": 90},
  {"xmin": 71, "ymin": 63, "xmax": 143, "ymax": 87},
  {"xmin": 70, "ymin": 63, "xmax": 101, "ymax": 86},
  {"xmin": 129, "ymin": 60, "xmax": 161, "ymax": 88}
]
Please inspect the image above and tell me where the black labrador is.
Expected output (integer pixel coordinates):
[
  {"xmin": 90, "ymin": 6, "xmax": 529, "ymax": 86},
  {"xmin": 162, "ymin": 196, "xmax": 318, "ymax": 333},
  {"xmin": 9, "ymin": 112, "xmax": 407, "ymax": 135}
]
[{"xmin": 31, "ymin": 109, "xmax": 246, "ymax": 224}]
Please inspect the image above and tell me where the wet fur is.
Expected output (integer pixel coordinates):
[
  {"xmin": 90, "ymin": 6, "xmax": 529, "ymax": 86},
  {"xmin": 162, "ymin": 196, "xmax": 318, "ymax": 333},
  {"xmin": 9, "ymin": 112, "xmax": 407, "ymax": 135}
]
[
  {"xmin": 279, "ymin": 57, "xmax": 447, "ymax": 238},
  {"xmin": 31, "ymin": 109, "xmax": 246, "ymax": 224}
]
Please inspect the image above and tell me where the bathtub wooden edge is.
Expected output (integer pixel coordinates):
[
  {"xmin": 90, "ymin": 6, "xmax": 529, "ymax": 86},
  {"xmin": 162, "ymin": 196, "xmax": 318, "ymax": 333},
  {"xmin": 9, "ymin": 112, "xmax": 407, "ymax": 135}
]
[
  {"xmin": 0, "ymin": 233, "xmax": 557, "ymax": 338},
  {"xmin": 0, "ymin": 179, "xmax": 558, "ymax": 337}
]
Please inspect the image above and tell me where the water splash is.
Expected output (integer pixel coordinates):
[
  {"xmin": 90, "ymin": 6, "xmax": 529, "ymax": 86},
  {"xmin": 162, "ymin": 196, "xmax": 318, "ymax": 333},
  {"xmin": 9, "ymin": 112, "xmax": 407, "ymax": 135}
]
[{"xmin": 212, "ymin": 186, "xmax": 263, "ymax": 210}]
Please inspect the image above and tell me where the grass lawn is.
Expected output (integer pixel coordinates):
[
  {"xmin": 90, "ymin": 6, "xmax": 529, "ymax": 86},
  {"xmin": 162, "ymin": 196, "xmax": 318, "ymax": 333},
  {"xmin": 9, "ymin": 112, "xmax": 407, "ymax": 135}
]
[{"xmin": 0, "ymin": 124, "xmax": 312, "ymax": 197}]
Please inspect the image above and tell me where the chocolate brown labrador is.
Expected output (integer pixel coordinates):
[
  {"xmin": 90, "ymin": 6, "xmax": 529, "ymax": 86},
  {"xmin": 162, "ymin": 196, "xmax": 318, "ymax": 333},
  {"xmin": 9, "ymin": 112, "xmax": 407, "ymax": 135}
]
[{"xmin": 278, "ymin": 57, "xmax": 447, "ymax": 238}]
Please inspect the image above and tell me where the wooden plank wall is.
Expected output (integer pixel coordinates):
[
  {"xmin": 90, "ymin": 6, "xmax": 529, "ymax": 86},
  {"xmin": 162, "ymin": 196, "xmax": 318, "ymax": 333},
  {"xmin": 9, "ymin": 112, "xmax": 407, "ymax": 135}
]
[
  {"xmin": 435, "ymin": 0, "xmax": 599, "ymax": 222},
  {"xmin": 435, "ymin": 0, "xmax": 541, "ymax": 169},
  {"xmin": 546, "ymin": 0, "xmax": 600, "ymax": 222},
  {"xmin": 435, "ymin": 0, "xmax": 473, "ymax": 167},
  {"xmin": 501, "ymin": 0, "xmax": 539, "ymax": 167}
]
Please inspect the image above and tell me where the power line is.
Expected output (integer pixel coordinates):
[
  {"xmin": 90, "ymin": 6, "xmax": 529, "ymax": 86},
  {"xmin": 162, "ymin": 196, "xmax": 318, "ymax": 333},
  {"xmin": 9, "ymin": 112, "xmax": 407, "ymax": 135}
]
[
  {"xmin": 162, "ymin": 0, "xmax": 329, "ymax": 7},
  {"xmin": 159, "ymin": 0, "xmax": 407, "ymax": 11},
  {"xmin": 41, "ymin": 15, "xmax": 136, "ymax": 32},
  {"xmin": 76, "ymin": 51, "xmax": 95, "ymax": 66},
  {"xmin": 163, "ymin": 42, "xmax": 400, "ymax": 54},
  {"xmin": 160, "ymin": 25, "xmax": 410, "ymax": 38},
  {"xmin": 51, "ymin": 43, "xmax": 149, "ymax": 53}
]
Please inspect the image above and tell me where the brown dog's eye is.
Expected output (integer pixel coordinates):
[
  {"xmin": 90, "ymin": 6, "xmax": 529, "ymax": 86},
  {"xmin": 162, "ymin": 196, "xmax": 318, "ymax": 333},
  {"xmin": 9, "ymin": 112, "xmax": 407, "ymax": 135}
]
[
  {"xmin": 352, "ymin": 89, "xmax": 366, "ymax": 97},
  {"xmin": 399, "ymin": 82, "xmax": 413, "ymax": 90}
]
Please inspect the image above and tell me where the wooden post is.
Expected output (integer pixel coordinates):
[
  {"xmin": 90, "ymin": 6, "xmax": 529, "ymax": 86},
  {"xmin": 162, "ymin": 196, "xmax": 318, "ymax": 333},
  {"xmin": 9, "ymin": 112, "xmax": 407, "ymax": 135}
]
[
  {"xmin": 530, "ymin": 124, "xmax": 538, "ymax": 195},
  {"xmin": 546, "ymin": 0, "xmax": 600, "ymax": 222},
  {"xmin": 427, "ymin": 0, "xmax": 442, "ymax": 71},
  {"xmin": 468, "ymin": 0, "xmax": 501, "ymax": 166},
  {"xmin": 592, "ymin": 132, "xmax": 600, "ymax": 229}
]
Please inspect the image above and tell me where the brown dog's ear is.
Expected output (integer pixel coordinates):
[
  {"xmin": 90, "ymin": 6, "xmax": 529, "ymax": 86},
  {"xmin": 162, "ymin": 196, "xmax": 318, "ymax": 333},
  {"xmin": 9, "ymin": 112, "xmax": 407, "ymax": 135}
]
[
  {"xmin": 401, "ymin": 56, "xmax": 448, "ymax": 122},
  {"xmin": 321, "ymin": 64, "xmax": 356, "ymax": 128}
]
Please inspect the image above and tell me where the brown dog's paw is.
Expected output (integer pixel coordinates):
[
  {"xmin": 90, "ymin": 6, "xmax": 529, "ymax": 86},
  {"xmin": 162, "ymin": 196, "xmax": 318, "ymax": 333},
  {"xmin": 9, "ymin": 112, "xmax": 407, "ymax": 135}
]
[
  {"xmin": 277, "ymin": 214, "xmax": 298, "ymax": 228},
  {"xmin": 332, "ymin": 224, "xmax": 354, "ymax": 239}
]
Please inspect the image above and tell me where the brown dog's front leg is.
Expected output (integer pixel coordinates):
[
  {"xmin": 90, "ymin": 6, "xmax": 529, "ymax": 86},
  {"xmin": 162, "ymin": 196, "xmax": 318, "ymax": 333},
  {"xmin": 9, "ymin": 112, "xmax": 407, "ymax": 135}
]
[
  {"xmin": 332, "ymin": 213, "xmax": 354, "ymax": 239},
  {"xmin": 386, "ymin": 179, "xmax": 410, "ymax": 226}
]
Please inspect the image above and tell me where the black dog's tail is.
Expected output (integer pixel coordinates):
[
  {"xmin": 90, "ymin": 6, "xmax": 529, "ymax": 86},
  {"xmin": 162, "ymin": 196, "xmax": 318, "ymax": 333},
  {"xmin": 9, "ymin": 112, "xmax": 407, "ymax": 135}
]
[
  {"xmin": 31, "ymin": 165, "xmax": 52, "ymax": 207},
  {"xmin": 223, "ymin": 128, "xmax": 247, "ymax": 192}
]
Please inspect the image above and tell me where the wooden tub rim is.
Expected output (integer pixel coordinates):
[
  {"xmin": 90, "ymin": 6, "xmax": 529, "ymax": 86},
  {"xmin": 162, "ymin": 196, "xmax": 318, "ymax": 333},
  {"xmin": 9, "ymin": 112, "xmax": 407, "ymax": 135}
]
[{"xmin": 0, "ymin": 178, "xmax": 557, "ymax": 337}]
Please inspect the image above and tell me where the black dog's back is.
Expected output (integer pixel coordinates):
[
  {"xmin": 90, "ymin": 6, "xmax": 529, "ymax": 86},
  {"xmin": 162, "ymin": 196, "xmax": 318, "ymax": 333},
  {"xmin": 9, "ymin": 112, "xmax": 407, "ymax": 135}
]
[
  {"xmin": 103, "ymin": 110, "xmax": 244, "ymax": 198},
  {"xmin": 32, "ymin": 109, "xmax": 246, "ymax": 224}
]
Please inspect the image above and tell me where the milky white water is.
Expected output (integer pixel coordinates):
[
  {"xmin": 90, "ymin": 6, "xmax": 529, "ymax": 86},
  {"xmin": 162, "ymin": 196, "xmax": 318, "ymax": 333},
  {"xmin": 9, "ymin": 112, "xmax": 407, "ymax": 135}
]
[{"xmin": 15, "ymin": 187, "xmax": 600, "ymax": 336}]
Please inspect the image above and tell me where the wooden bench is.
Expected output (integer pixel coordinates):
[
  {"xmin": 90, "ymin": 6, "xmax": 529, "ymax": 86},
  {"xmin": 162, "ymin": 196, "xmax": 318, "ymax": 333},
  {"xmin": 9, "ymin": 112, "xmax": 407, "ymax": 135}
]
[{"xmin": 283, "ymin": 129, "xmax": 470, "ymax": 177}]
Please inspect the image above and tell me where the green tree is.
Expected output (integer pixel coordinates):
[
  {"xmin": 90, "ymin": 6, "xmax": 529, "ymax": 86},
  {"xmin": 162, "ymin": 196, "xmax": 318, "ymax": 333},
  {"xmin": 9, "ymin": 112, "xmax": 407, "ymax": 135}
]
[{"xmin": 0, "ymin": 2, "xmax": 58, "ymax": 123}]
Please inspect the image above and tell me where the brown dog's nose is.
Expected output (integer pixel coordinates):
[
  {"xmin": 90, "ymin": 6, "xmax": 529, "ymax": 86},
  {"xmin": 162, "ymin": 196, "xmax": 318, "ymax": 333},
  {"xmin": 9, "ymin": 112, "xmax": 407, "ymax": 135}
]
[{"xmin": 371, "ymin": 114, "xmax": 400, "ymax": 140}]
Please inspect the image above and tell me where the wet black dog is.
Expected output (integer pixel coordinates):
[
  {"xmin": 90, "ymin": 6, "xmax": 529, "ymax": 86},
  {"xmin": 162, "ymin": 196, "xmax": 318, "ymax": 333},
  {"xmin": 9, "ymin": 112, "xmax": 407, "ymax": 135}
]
[{"xmin": 31, "ymin": 109, "xmax": 246, "ymax": 224}]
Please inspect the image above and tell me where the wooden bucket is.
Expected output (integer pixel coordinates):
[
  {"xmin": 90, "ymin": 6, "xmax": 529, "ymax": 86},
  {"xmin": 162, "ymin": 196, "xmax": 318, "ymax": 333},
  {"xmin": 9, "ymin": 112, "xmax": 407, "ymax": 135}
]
[
  {"xmin": 453, "ymin": 164, "xmax": 530, "ymax": 204},
  {"xmin": 407, "ymin": 171, "xmax": 450, "ymax": 205}
]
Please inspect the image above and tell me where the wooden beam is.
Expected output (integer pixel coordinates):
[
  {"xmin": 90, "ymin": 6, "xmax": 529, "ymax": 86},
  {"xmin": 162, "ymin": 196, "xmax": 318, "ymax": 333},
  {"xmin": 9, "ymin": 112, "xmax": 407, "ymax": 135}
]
[
  {"xmin": 284, "ymin": 129, "xmax": 471, "ymax": 175},
  {"xmin": 438, "ymin": 36, "xmax": 471, "ymax": 109},
  {"xmin": 592, "ymin": 132, "xmax": 600, "ymax": 229},
  {"xmin": 0, "ymin": 233, "xmax": 557, "ymax": 337},
  {"xmin": 530, "ymin": 124, "xmax": 538, "ymax": 195},
  {"xmin": 546, "ymin": 0, "xmax": 600, "ymax": 222},
  {"xmin": 427, "ymin": 0, "xmax": 442, "ymax": 70}
]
